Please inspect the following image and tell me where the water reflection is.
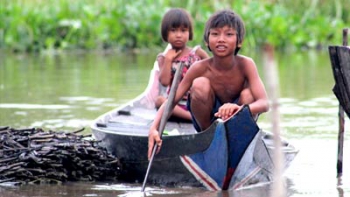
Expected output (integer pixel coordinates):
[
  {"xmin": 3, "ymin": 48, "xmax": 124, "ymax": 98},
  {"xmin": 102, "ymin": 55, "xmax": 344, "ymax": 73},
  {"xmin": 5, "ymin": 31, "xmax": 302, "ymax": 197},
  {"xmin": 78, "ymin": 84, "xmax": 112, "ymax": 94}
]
[
  {"xmin": 338, "ymin": 177, "xmax": 344, "ymax": 197},
  {"xmin": 0, "ymin": 173, "xmax": 348, "ymax": 197}
]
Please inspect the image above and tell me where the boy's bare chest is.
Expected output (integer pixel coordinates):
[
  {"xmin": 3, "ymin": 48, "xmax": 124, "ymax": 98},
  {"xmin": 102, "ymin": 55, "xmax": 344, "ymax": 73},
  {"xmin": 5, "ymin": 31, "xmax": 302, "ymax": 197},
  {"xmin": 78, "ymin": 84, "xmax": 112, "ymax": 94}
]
[{"xmin": 207, "ymin": 69, "xmax": 245, "ymax": 102}]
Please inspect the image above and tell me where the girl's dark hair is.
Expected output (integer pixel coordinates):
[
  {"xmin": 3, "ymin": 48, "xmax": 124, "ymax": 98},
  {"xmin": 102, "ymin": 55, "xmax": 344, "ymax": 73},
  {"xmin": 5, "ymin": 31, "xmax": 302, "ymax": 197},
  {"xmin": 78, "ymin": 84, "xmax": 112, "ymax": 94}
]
[
  {"xmin": 203, "ymin": 9, "xmax": 245, "ymax": 55},
  {"xmin": 161, "ymin": 8, "xmax": 193, "ymax": 42}
]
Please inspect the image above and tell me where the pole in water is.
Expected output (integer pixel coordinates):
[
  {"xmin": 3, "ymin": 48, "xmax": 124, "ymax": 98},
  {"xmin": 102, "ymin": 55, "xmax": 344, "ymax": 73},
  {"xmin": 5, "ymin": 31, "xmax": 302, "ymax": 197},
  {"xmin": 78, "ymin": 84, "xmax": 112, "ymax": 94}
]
[
  {"xmin": 336, "ymin": 28, "xmax": 348, "ymax": 178},
  {"xmin": 141, "ymin": 145, "xmax": 157, "ymax": 191},
  {"xmin": 141, "ymin": 62, "xmax": 185, "ymax": 192},
  {"xmin": 262, "ymin": 43, "xmax": 285, "ymax": 197}
]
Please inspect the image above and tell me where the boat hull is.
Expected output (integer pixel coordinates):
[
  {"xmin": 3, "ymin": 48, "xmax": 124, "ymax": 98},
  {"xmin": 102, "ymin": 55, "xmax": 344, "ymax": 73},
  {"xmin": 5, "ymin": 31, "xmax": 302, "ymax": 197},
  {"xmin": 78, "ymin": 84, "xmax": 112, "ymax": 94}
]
[
  {"xmin": 92, "ymin": 105, "xmax": 297, "ymax": 190},
  {"xmin": 92, "ymin": 119, "xmax": 217, "ymax": 186}
]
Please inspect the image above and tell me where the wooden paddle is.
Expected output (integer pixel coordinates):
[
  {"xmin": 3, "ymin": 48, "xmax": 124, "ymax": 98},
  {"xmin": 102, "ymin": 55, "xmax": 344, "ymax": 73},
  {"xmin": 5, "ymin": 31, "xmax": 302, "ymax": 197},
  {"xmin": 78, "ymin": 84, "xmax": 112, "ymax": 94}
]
[{"xmin": 141, "ymin": 62, "xmax": 185, "ymax": 192}]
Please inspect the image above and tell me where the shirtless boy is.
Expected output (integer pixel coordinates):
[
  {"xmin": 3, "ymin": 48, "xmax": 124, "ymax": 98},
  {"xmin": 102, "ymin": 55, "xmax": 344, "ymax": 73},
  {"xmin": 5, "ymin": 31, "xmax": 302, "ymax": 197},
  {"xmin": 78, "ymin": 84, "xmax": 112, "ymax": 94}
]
[{"xmin": 148, "ymin": 9, "xmax": 269, "ymax": 159}]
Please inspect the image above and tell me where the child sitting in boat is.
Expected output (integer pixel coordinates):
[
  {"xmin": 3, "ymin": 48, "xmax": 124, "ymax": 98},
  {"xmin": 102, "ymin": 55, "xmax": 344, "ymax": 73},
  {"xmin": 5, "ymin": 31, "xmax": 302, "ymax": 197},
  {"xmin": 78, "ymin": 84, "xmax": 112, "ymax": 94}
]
[
  {"xmin": 148, "ymin": 9, "xmax": 269, "ymax": 159},
  {"xmin": 155, "ymin": 8, "xmax": 209, "ymax": 121}
]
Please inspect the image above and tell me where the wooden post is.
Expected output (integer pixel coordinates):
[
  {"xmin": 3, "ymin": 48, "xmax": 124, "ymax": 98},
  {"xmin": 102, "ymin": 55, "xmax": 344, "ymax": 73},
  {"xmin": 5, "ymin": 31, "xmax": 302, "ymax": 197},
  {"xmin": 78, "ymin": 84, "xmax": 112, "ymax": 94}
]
[
  {"xmin": 337, "ymin": 28, "xmax": 348, "ymax": 178},
  {"xmin": 263, "ymin": 44, "xmax": 285, "ymax": 197}
]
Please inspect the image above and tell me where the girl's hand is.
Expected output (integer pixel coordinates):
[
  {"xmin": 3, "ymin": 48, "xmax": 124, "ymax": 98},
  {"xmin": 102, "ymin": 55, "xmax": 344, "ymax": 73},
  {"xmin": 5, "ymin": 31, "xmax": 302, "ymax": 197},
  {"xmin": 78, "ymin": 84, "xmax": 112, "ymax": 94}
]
[
  {"xmin": 214, "ymin": 103, "xmax": 242, "ymax": 121},
  {"xmin": 148, "ymin": 128, "xmax": 162, "ymax": 160},
  {"xmin": 164, "ymin": 49, "xmax": 182, "ymax": 61}
]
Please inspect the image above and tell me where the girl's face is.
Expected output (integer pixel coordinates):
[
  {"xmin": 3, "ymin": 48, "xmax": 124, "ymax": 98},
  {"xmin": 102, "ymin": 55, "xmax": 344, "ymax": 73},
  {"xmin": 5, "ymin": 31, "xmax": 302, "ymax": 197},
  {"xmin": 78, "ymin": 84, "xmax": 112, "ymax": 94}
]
[
  {"xmin": 207, "ymin": 25, "xmax": 240, "ymax": 56},
  {"xmin": 167, "ymin": 26, "xmax": 190, "ymax": 50}
]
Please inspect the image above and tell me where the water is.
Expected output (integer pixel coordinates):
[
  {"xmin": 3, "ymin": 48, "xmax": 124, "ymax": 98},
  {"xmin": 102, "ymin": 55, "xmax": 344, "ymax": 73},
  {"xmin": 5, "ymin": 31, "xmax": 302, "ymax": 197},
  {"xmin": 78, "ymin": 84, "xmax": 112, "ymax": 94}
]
[{"xmin": 0, "ymin": 49, "xmax": 349, "ymax": 196}]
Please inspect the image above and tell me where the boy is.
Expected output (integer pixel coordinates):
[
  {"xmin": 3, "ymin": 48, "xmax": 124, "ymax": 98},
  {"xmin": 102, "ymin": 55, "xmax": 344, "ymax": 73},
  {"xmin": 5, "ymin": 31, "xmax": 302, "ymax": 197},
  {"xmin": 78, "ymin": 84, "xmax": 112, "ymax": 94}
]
[{"xmin": 148, "ymin": 9, "xmax": 269, "ymax": 159}]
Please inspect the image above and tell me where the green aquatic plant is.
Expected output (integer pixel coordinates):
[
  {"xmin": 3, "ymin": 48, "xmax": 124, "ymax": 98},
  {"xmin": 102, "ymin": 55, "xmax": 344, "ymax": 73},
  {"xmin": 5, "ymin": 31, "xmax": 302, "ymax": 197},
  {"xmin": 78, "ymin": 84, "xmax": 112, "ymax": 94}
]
[{"xmin": 0, "ymin": 0, "xmax": 348, "ymax": 52}]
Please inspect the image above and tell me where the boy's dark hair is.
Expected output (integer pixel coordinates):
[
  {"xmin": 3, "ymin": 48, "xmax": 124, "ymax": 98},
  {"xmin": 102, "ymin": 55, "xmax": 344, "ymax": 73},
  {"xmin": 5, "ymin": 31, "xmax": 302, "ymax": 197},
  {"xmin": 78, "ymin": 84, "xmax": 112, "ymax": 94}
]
[
  {"xmin": 161, "ymin": 8, "xmax": 193, "ymax": 42},
  {"xmin": 203, "ymin": 9, "xmax": 245, "ymax": 55}
]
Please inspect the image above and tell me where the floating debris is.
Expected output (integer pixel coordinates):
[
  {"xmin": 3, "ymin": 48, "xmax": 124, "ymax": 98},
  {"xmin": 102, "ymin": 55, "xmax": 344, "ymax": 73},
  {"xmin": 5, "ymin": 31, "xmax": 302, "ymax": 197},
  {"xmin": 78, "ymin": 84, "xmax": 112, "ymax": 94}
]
[{"xmin": 0, "ymin": 126, "xmax": 121, "ymax": 185}]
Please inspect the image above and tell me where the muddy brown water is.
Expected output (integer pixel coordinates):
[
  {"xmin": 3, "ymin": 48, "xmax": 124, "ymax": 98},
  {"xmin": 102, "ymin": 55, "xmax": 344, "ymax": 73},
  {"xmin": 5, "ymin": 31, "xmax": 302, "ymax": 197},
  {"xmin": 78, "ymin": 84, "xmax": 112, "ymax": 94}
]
[{"xmin": 0, "ymin": 49, "xmax": 349, "ymax": 196}]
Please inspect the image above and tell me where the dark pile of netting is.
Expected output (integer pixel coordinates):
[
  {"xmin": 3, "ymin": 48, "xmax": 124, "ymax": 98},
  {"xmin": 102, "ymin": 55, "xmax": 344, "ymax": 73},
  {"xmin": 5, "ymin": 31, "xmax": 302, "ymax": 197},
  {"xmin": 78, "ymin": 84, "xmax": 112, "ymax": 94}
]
[{"xmin": 0, "ymin": 126, "xmax": 121, "ymax": 185}]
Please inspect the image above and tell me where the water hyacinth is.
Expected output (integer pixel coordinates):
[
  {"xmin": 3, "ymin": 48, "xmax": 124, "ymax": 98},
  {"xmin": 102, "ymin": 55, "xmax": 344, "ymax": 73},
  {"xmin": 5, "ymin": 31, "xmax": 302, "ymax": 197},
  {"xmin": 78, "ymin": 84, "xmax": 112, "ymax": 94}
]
[
  {"xmin": 59, "ymin": 19, "xmax": 82, "ymax": 29},
  {"xmin": 0, "ymin": 0, "xmax": 349, "ymax": 52}
]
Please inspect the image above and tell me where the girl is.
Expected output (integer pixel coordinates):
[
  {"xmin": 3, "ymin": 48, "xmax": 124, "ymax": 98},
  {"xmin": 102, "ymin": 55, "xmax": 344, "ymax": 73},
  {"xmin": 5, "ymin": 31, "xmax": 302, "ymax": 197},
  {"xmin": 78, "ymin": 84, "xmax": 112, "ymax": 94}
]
[{"xmin": 155, "ymin": 8, "xmax": 209, "ymax": 121}]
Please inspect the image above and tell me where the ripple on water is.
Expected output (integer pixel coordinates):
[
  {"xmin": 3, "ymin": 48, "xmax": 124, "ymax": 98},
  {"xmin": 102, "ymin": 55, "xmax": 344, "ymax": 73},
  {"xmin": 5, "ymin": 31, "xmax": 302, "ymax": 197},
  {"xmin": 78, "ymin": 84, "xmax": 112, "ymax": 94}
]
[{"xmin": 0, "ymin": 103, "xmax": 71, "ymax": 109}]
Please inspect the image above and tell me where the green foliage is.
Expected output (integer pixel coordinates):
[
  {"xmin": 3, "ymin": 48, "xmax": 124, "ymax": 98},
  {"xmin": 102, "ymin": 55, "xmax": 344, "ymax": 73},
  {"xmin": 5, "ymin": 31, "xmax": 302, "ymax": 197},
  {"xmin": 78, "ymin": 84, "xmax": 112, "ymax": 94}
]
[{"xmin": 0, "ymin": 0, "xmax": 348, "ymax": 52}]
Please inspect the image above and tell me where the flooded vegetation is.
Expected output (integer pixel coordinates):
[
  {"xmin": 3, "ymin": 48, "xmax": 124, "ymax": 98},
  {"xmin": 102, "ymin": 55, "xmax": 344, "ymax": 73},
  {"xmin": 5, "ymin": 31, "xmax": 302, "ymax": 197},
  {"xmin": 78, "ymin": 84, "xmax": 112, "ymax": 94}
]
[{"xmin": 1, "ymin": 0, "xmax": 349, "ymax": 53}]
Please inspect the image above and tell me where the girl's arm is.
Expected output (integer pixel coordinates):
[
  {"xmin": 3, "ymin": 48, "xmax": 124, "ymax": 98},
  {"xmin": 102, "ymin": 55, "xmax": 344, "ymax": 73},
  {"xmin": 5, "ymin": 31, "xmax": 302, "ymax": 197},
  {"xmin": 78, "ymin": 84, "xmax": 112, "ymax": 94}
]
[
  {"xmin": 196, "ymin": 47, "xmax": 210, "ymax": 60},
  {"xmin": 157, "ymin": 55, "xmax": 172, "ymax": 86},
  {"xmin": 158, "ymin": 49, "xmax": 182, "ymax": 86}
]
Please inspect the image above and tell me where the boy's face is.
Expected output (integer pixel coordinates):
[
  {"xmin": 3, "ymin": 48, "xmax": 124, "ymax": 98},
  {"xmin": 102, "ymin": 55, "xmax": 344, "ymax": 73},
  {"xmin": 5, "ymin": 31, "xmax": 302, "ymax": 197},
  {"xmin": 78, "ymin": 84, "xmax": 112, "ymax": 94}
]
[
  {"xmin": 167, "ymin": 26, "xmax": 190, "ymax": 50},
  {"xmin": 207, "ymin": 25, "xmax": 241, "ymax": 56}
]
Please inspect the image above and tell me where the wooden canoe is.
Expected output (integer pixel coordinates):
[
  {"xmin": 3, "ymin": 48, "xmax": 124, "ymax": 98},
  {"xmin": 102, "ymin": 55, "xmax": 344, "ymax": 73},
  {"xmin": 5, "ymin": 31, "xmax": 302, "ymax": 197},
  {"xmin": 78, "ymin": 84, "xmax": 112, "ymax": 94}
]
[{"xmin": 90, "ymin": 61, "xmax": 298, "ymax": 190}]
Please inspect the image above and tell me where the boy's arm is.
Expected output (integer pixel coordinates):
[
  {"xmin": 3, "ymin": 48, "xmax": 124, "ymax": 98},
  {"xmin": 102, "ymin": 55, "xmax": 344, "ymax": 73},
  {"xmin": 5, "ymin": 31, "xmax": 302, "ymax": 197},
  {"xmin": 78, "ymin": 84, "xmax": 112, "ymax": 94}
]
[
  {"xmin": 148, "ymin": 68, "xmax": 193, "ymax": 159},
  {"xmin": 244, "ymin": 58, "xmax": 270, "ymax": 114}
]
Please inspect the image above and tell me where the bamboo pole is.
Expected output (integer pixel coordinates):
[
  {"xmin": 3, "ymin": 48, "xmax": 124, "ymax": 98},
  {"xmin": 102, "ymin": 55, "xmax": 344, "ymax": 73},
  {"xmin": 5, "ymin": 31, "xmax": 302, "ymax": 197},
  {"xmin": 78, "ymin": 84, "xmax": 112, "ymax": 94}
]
[
  {"xmin": 262, "ymin": 44, "xmax": 285, "ymax": 197},
  {"xmin": 336, "ymin": 28, "xmax": 348, "ymax": 178},
  {"xmin": 141, "ymin": 62, "xmax": 185, "ymax": 192}
]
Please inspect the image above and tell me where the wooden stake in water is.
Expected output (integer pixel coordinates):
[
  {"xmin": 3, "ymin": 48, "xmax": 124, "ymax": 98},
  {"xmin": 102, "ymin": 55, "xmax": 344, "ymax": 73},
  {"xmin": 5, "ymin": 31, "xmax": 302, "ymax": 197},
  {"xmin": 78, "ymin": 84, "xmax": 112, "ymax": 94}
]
[
  {"xmin": 262, "ymin": 44, "xmax": 285, "ymax": 197},
  {"xmin": 336, "ymin": 28, "xmax": 348, "ymax": 178}
]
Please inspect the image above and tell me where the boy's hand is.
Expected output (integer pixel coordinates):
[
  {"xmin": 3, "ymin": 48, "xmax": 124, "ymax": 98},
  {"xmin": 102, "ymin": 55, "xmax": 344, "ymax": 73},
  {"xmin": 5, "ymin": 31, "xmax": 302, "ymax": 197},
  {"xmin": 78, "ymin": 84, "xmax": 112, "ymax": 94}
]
[
  {"xmin": 214, "ymin": 103, "xmax": 242, "ymax": 120},
  {"xmin": 148, "ymin": 129, "xmax": 162, "ymax": 160}
]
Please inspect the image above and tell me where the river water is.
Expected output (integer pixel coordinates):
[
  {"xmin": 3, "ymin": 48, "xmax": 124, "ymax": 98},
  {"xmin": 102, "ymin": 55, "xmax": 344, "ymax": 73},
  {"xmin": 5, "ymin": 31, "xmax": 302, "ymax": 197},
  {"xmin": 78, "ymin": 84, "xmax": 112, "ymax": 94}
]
[{"xmin": 0, "ymin": 49, "xmax": 349, "ymax": 196}]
